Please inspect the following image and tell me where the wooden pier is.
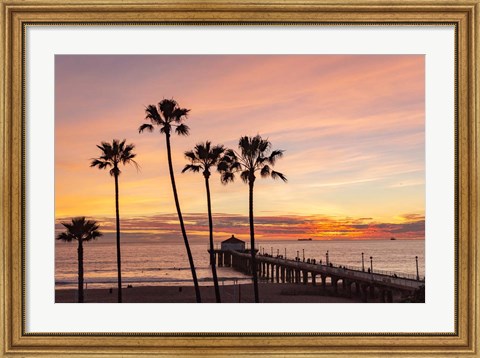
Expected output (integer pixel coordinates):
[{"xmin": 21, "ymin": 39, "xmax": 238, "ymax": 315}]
[{"xmin": 209, "ymin": 249, "xmax": 425, "ymax": 302}]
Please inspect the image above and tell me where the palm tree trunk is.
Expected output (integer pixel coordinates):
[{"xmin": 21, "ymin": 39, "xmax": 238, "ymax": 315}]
[
  {"xmin": 77, "ymin": 240, "xmax": 84, "ymax": 303},
  {"xmin": 249, "ymin": 180, "xmax": 259, "ymax": 303},
  {"xmin": 114, "ymin": 173, "xmax": 122, "ymax": 303},
  {"xmin": 165, "ymin": 133, "xmax": 202, "ymax": 303},
  {"xmin": 205, "ymin": 175, "xmax": 221, "ymax": 303}
]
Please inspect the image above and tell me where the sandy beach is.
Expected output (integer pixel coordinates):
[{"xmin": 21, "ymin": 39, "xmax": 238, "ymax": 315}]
[{"xmin": 56, "ymin": 283, "xmax": 364, "ymax": 303}]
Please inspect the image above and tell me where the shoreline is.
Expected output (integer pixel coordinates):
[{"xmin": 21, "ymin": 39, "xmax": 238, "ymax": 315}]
[{"xmin": 55, "ymin": 283, "xmax": 367, "ymax": 303}]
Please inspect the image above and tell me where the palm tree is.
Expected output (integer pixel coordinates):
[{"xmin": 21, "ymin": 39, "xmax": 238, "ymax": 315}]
[
  {"xmin": 56, "ymin": 217, "xmax": 102, "ymax": 303},
  {"xmin": 138, "ymin": 98, "xmax": 201, "ymax": 303},
  {"xmin": 182, "ymin": 141, "xmax": 225, "ymax": 303},
  {"xmin": 90, "ymin": 139, "xmax": 137, "ymax": 303},
  {"xmin": 218, "ymin": 135, "xmax": 287, "ymax": 303}
]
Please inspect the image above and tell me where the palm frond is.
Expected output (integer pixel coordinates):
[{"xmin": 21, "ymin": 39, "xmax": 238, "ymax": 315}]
[
  {"xmin": 138, "ymin": 123, "xmax": 154, "ymax": 133},
  {"xmin": 97, "ymin": 142, "xmax": 113, "ymax": 160},
  {"xmin": 126, "ymin": 158, "xmax": 140, "ymax": 172},
  {"xmin": 209, "ymin": 144, "xmax": 225, "ymax": 163},
  {"xmin": 268, "ymin": 149, "xmax": 284, "ymax": 165},
  {"xmin": 117, "ymin": 139, "xmax": 125, "ymax": 153},
  {"xmin": 84, "ymin": 219, "xmax": 100, "ymax": 231},
  {"xmin": 184, "ymin": 150, "xmax": 197, "ymax": 162},
  {"xmin": 121, "ymin": 153, "xmax": 136, "ymax": 163},
  {"xmin": 240, "ymin": 170, "xmax": 250, "ymax": 183},
  {"xmin": 230, "ymin": 135, "xmax": 287, "ymax": 187},
  {"xmin": 182, "ymin": 164, "xmax": 202, "ymax": 173},
  {"xmin": 271, "ymin": 170, "xmax": 287, "ymax": 182},
  {"xmin": 222, "ymin": 149, "xmax": 238, "ymax": 163},
  {"xmin": 217, "ymin": 160, "xmax": 230, "ymax": 172},
  {"xmin": 184, "ymin": 141, "xmax": 226, "ymax": 178},
  {"xmin": 160, "ymin": 123, "xmax": 170, "ymax": 135},
  {"xmin": 231, "ymin": 162, "xmax": 243, "ymax": 171},
  {"xmin": 145, "ymin": 104, "xmax": 163, "ymax": 124},
  {"xmin": 255, "ymin": 156, "xmax": 269, "ymax": 166},
  {"xmin": 84, "ymin": 219, "xmax": 102, "ymax": 241},
  {"xmin": 175, "ymin": 124, "xmax": 190, "ymax": 136},
  {"xmin": 217, "ymin": 147, "xmax": 242, "ymax": 175},
  {"xmin": 159, "ymin": 99, "xmax": 177, "ymax": 119},
  {"xmin": 251, "ymin": 135, "xmax": 262, "ymax": 152},
  {"xmin": 195, "ymin": 142, "xmax": 209, "ymax": 160},
  {"xmin": 172, "ymin": 107, "xmax": 190, "ymax": 123},
  {"xmin": 110, "ymin": 167, "xmax": 121, "ymax": 177},
  {"xmin": 204, "ymin": 141, "xmax": 211, "ymax": 152},
  {"xmin": 260, "ymin": 165, "xmax": 271, "ymax": 178},
  {"xmin": 220, "ymin": 171, "xmax": 235, "ymax": 184},
  {"xmin": 258, "ymin": 137, "xmax": 270, "ymax": 153},
  {"xmin": 62, "ymin": 221, "xmax": 74, "ymax": 231},
  {"xmin": 112, "ymin": 139, "xmax": 120, "ymax": 155},
  {"xmin": 120, "ymin": 143, "xmax": 138, "ymax": 168},
  {"xmin": 92, "ymin": 139, "xmax": 138, "ymax": 175},
  {"xmin": 56, "ymin": 232, "xmax": 74, "ymax": 242},
  {"xmin": 88, "ymin": 230, "xmax": 103, "ymax": 241},
  {"xmin": 238, "ymin": 136, "xmax": 252, "ymax": 157},
  {"xmin": 90, "ymin": 159, "xmax": 112, "ymax": 169},
  {"xmin": 98, "ymin": 142, "xmax": 112, "ymax": 151},
  {"xmin": 57, "ymin": 217, "xmax": 102, "ymax": 242}
]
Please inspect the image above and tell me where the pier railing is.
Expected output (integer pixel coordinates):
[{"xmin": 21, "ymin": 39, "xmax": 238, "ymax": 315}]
[
  {"xmin": 321, "ymin": 263, "xmax": 422, "ymax": 281},
  {"xmin": 210, "ymin": 245, "xmax": 422, "ymax": 281},
  {"xmin": 210, "ymin": 248, "xmax": 425, "ymax": 302},
  {"xmin": 255, "ymin": 254, "xmax": 423, "ymax": 288},
  {"xmin": 257, "ymin": 253, "xmax": 424, "ymax": 282}
]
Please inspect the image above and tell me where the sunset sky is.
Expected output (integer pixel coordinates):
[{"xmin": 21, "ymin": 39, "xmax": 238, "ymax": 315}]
[{"xmin": 55, "ymin": 55, "xmax": 425, "ymax": 242}]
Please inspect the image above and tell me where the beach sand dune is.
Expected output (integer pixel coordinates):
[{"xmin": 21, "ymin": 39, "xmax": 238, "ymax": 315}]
[{"xmin": 55, "ymin": 283, "xmax": 363, "ymax": 303}]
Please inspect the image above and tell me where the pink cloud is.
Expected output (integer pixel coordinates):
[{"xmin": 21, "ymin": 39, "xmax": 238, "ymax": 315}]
[
  {"xmin": 55, "ymin": 213, "xmax": 425, "ymax": 243},
  {"xmin": 55, "ymin": 55, "xmax": 425, "ymax": 221}
]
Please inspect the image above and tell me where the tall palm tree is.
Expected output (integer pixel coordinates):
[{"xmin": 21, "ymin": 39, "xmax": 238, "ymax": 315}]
[
  {"xmin": 182, "ymin": 141, "xmax": 225, "ymax": 303},
  {"xmin": 138, "ymin": 98, "xmax": 201, "ymax": 303},
  {"xmin": 218, "ymin": 135, "xmax": 287, "ymax": 303},
  {"xmin": 90, "ymin": 139, "xmax": 137, "ymax": 303},
  {"xmin": 56, "ymin": 217, "xmax": 102, "ymax": 303}
]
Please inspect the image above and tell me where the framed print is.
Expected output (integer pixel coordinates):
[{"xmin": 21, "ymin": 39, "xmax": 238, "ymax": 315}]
[{"xmin": 1, "ymin": 0, "xmax": 479, "ymax": 356}]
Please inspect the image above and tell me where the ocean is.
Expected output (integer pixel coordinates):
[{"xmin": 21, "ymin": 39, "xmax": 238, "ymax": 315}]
[{"xmin": 55, "ymin": 239, "xmax": 425, "ymax": 290}]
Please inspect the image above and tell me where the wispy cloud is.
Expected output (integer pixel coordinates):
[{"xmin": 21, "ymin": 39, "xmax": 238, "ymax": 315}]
[{"xmin": 55, "ymin": 55, "xmax": 425, "ymax": 222}]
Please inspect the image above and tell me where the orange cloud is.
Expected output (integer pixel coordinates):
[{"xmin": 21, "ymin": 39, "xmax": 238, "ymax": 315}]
[{"xmin": 55, "ymin": 213, "xmax": 425, "ymax": 243}]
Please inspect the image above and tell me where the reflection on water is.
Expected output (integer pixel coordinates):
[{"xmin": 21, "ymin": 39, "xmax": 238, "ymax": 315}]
[{"xmin": 55, "ymin": 239, "xmax": 424, "ymax": 289}]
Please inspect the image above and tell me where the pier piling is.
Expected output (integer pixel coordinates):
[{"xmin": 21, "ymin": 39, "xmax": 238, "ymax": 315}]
[{"xmin": 209, "ymin": 248, "xmax": 424, "ymax": 303}]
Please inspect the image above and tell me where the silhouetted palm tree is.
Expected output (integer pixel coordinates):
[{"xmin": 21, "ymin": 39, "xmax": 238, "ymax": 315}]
[
  {"xmin": 56, "ymin": 217, "xmax": 102, "ymax": 303},
  {"xmin": 138, "ymin": 98, "xmax": 201, "ymax": 303},
  {"xmin": 182, "ymin": 141, "xmax": 225, "ymax": 303},
  {"xmin": 90, "ymin": 139, "xmax": 137, "ymax": 303},
  {"xmin": 218, "ymin": 135, "xmax": 287, "ymax": 303}
]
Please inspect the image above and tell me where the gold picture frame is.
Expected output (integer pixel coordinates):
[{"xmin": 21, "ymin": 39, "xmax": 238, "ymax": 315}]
[{"xmin": 1, "ymin": 0, "xmax": 479, "ymax": 356}]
